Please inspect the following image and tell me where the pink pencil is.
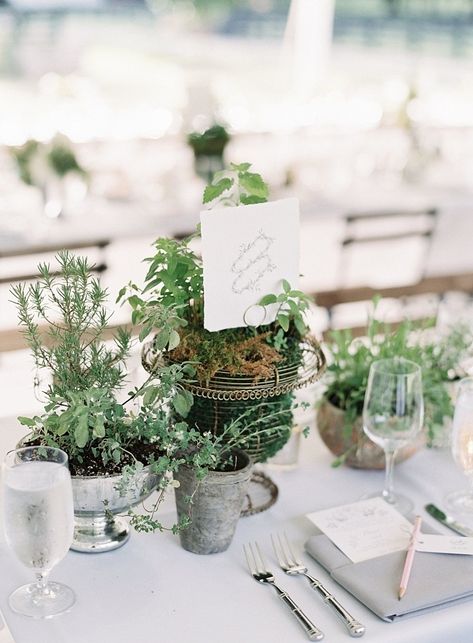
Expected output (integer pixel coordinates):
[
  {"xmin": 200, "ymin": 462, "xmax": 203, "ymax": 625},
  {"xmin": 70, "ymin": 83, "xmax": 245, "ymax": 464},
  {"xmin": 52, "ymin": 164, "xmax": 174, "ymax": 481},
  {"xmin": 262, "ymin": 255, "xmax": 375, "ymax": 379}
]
[{"xmin": 398, "ymin": 515, "xmax": 422, "ymax": 600}]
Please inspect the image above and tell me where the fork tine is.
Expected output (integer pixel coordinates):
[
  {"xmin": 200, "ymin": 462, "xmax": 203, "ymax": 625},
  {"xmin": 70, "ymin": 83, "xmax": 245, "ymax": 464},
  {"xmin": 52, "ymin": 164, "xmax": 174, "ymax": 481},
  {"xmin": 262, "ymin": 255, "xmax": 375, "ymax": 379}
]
[
  {"xmin": 271, "ymin": 533, "xmax": 288, "ymax": 568},
  {"xmin": 249, "ymin": 541, "xmax": 264, "ymax": 574},
  {"xmin": 271, "ymin": 534, "xmax": 291, "ymax": 567},
  {"xmin": 243, "ymin": 544, "xmax": 255, "ymax": 575},
  {"xmin": 255, "ymin": 541, "xmax": 268, "ymax": 573},
  {"xmin": 275, "ymin": 531, "xmax": 296, "ymax": 567},
  {"xmin": 283, "ymin": 532, "xmax": 302, "ymax": 566}
]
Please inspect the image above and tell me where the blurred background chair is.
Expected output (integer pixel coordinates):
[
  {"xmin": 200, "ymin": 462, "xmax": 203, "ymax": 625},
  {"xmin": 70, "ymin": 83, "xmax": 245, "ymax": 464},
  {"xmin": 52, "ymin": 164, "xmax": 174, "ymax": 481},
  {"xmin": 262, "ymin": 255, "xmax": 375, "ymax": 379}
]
[{"xmin": 337, "ymin": 207, "xmax": 438, "ymax": 289}]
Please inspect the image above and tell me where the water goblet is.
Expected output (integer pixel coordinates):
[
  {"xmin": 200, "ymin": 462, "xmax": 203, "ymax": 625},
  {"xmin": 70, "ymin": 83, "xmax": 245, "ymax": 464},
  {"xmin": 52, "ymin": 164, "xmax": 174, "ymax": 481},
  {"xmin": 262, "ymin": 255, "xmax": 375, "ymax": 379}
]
[
  {"xmin": 446, "ymin": 377, "xmax": 473, "ymax": 514},
  {"xmin": 3, "ymin": 446, "xmax": 75, "ymax": 618},
  {"xmin": 363, "ymin": 357, "xmax": 424, "ymax": 514}
]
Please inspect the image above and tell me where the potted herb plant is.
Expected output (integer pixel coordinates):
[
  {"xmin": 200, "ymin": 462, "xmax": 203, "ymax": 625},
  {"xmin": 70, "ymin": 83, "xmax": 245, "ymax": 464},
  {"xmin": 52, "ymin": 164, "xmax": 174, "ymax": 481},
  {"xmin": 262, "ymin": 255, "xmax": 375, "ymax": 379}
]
[
  {"xmin": 318, "ymin": 303, "xmax": 471, "ymax": 468},
  {"xmin": 173, "ymin": 402, "xmax": 294, "ymax": 555},
  {"xmin": 121, "ymin": 163, "xmax": 325, "ymax": 470},
  {"xmin": 10, "ymin": 134, "xmax": 87, "ymax": 218},
  {"xmin": 11, "ymin": 252, "xmax": 193, "ymax": 553},
  {"xmin": 187, "ymin": 123, "xmax": 230, "ymax": 182}
]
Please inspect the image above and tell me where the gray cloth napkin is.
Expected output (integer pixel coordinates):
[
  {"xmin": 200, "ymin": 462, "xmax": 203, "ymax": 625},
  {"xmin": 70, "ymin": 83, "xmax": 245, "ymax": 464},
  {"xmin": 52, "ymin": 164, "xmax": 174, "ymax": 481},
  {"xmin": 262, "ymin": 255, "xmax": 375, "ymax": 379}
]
[{"xmin": 305, "ymin": 530, "xmax": 473, "ymax": 622}]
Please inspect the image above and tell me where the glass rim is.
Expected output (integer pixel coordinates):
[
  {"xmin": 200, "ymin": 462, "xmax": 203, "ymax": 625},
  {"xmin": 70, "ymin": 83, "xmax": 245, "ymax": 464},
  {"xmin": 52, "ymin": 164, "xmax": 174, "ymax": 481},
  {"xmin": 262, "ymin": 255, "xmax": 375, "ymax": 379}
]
[
  {"xmin": 369, "ymin": 357, "xmax": 422, "ymax": 376},
  {"xmin": 4, "ymin": 445, "xmax": 69, "ymax": 468}
]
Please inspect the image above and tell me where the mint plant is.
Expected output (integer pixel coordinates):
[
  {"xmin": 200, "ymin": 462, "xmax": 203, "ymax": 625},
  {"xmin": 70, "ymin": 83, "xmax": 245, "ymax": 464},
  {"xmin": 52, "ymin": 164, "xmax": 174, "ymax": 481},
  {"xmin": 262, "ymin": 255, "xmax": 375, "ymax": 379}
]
[
  {"xmin": 121, "ymin": 162, "xmax": 316, "ymax": 463},
  {"xmin": 203, "ymin": 162, "xmax": 269, "ymax": 207}
]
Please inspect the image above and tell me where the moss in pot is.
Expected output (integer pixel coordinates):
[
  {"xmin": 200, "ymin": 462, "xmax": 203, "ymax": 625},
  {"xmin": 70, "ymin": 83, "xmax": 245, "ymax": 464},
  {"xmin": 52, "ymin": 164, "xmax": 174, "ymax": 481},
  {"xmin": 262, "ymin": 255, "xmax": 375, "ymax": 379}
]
[{"xmin": 11, "ymin": 251, "xmax": 196, "ymax": 552}]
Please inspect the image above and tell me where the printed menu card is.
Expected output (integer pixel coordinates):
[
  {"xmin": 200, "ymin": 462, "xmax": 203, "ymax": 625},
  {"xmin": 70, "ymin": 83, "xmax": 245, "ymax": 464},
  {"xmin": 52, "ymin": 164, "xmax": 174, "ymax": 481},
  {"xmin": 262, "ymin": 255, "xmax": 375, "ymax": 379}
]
[{"xmin": 307, "ymin": 498, "xmax": 413, "ymax": 563}]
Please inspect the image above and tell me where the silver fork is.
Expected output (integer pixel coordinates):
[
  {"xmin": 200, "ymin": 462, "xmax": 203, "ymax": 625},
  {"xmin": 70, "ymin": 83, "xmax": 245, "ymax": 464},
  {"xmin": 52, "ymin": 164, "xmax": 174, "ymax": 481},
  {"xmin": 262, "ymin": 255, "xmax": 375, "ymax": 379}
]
[
  {"xmin": 272, "ymin": 533, "xmax": 366, "ymax": 638},
  {"xmin": 244, "ymin": 541, "xmax": 324, "ymax": 641}
]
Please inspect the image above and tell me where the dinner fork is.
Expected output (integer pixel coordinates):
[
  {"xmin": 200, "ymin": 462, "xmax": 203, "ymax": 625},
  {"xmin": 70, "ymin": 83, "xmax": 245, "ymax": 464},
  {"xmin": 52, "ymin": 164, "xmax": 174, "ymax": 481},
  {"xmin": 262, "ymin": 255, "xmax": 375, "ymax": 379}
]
[
  {"xmin": 271, "ymin": 533, "xmax": 366, "ymax": 638},
  {"xmin": 244, "ymin": 541, "xmax": 324, "ymax": 641}
]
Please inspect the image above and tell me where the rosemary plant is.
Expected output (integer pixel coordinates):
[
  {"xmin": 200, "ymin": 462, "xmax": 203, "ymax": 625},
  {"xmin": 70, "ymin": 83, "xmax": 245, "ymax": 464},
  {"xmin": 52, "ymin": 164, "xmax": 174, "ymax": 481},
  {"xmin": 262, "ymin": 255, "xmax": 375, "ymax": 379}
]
[{"xmin": 11, "ymin": 251, "xmax": 193, "ymax": 478}]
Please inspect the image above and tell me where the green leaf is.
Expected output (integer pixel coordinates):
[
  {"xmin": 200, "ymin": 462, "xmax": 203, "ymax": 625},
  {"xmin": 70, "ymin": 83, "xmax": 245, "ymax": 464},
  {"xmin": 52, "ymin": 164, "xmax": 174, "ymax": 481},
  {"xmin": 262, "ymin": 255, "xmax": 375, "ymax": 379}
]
[
  {"xmin": 56, "ymin": 420, "xmax": 69, "ymax": 436},
  {"xmin": 93, "ymin": 416, "xmax": 106, "ymax": 439},
  {"xmin": 238, "ymin": 172, "xmax": 269, "ymax": 199},
  {"xmin": 259, "ymin": 293, "xmax": 277, "ymax": 306},
  {"xmin": 182, "ymin": 389, "xmax": 193, "ymax": 408},
  {"xmin": 127, "ymin": 295, "xmax": 141, "ymax": 309},
  {"xmin": 182, "ymin": 363, "xmax": 196, "ymax": 377},
  {"xmin": 74, "ymin": 414, "xmax": 89, "ymax": 448},
  {"xmin": 168, "ymin": 329, "xmax": 180, "ymax": 351},
  {"xmin": 239, "ymin": 195, "xmax": 267, "ymax": 205},
  {"xmin": 202, "ymin": 178, "xmax": 232, "ymax": 204},
  {"xmin": 155, "ymin": 329, "xmax": 170, "ymax": 351},
  {"xmin": 230, "ymin": 162, "xmax": 251, "ymax": 172},
  {"xmin": 287, "ymin": 300, "xmax": 299, "ymax": 316},
  {"xmin": 281, "ymin": 279, "xmax": 291, "ymax": 293},
  {"xmin": 116, "ymin": 286, "xmax": 127, "ymax": 303},
  {"xmin": 173, "ymin": 392, "xmax": 192, "ymax": 417},
  {"xmin": 278, "ymin": 314, "xmax": 290, "ymax": 332},
  {"xmin": 294, "ymin": 317, "xmax": 307, "ymax": 335},
  {"xmin": 18, "ymin": 416, "xmax": 36, "ymax": 427},
  {"xmin": 143, "ymin": 387, "xmax": 158, "ymax": 406},
  {"xmin": 139, "ymin": 325, "xmax": 152, "ymax": 342}
]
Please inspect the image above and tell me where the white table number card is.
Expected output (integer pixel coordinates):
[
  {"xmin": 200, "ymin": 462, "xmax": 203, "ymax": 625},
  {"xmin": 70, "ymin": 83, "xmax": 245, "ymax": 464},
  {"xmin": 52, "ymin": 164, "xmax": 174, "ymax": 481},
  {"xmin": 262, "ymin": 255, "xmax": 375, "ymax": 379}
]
[
  {"xmin": 307, "ymin": 498, "xmax": 414, "ymax": 563},
  {"xmin": 200, "ymin": 198, "xmax": 300, "ymax": 332}
]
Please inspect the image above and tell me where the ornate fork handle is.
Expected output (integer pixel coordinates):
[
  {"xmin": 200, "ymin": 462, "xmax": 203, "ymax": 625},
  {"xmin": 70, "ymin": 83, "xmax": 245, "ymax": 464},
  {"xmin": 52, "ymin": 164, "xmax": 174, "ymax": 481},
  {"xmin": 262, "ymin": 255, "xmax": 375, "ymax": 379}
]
[
  {"xmin": 304, "ymin": 574, "xmax": 365, "ymax": 638},
  {"xmin": 270, "ymin": 582, "xmax": 324, "ymax": 641}
]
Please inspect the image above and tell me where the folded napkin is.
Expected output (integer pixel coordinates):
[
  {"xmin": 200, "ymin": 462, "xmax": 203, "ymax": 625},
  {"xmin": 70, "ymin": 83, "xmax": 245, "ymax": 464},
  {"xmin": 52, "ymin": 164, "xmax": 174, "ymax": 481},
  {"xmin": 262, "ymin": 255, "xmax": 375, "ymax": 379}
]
[{"xmin": 305, "ymin": 529, "xmax": 473, "ymax": 622}]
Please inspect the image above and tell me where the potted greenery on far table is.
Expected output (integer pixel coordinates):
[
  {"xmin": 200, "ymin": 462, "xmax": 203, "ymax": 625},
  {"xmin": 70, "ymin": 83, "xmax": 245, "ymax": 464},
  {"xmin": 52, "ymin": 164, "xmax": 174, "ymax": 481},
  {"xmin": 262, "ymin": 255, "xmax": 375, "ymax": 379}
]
[
  {"xmin": 318, "ymin": 303, "xmax": 472, "ymax": 468},
  {"xmin": 187, "ymin": 123, "xmax": 230, "ymax": 182},
  {"xmin": 11, "ymin": 252, "xmax": 195, "ymax": 553},
  {"xmin": 10, "ymin": 134, "xmax": 87, "ymax": 219},
  {"xmin": 121, "ymin": 163, "xmax": 326, "ymax": 509}
]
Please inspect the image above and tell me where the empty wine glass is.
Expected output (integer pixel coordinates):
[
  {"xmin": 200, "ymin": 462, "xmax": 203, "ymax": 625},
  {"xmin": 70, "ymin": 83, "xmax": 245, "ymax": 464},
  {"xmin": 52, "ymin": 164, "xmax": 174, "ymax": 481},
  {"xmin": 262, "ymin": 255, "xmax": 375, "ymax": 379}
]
[
  {"xmin": 446, "ymin": 377, "xmax": 473, "ymax": 514},
  {"xmin": 363, "ymin": 358, "xmax": 424, "ymax": 514},
  {"xmin": 3, "ymin": 446, "xmax": 75, "ymax": 618}
]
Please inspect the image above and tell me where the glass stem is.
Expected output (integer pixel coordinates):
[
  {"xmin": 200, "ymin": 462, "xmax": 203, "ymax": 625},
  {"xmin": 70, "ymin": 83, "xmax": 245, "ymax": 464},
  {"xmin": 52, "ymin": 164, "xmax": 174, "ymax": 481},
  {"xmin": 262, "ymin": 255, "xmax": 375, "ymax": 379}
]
[
  {"xmin": 33, "ymin": 572, "xmax": 51, "ymax": 599},
  {"xmin": 382, "ymin": 449, "xmax": 397, "ymax": 504}
]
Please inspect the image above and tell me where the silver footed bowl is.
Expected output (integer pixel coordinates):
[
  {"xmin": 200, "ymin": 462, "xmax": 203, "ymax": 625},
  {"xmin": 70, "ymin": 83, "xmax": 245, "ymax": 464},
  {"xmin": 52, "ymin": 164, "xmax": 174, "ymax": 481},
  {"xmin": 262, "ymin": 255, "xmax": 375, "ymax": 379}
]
[{"xmin": 71, "ymin": 467, "xmax": 159, "ymax": 554}]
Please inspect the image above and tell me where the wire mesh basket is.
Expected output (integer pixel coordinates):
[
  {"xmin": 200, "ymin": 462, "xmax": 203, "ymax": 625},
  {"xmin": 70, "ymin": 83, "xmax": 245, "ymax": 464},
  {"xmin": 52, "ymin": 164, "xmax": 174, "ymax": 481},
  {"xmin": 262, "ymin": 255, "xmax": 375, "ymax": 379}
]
[{"xmin": 142, "ymin": 334, "xmax": 326, "ymax": 463}]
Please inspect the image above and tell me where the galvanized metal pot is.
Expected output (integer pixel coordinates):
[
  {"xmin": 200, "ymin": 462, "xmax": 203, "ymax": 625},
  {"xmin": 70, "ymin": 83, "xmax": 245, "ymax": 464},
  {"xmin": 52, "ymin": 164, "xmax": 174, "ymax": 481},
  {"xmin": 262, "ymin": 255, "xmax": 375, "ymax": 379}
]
[
  {"xmin": 174, "ymin": 451, "xmax": 253, "ymax": 555},
  {"xmin": 71, "ymin": 467, "xmax": 159, "ymax": 553}
]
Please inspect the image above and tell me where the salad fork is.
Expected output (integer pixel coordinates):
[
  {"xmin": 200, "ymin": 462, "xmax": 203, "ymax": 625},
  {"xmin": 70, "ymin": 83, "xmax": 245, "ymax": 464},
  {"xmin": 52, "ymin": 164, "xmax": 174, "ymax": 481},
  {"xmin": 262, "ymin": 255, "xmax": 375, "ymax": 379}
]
[
  {"xmin": 243, "ymin": 541, "xmax": 324, "ymax": 641},
  {"xmin": 271, "ymin": 533, "xmax": 365, "ymax": 638}
]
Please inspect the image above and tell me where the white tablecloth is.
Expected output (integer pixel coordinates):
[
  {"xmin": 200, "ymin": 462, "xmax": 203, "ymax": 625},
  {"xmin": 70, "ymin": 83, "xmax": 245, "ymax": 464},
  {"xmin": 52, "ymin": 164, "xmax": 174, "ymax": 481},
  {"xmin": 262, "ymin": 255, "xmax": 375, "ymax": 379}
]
[{"xmin": 1, "ymin": 418, "xmax": 472, "ymax": 643}]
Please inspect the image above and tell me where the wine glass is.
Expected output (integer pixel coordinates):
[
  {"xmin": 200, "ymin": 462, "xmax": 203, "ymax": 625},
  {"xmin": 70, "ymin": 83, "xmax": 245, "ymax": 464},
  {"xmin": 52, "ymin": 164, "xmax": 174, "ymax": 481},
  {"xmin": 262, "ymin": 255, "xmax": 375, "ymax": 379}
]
[
  {"xmin": 446, "ymin": 377, "xmax": 473, "ymax": 513},
  {"xmin": 2, "ymin": 446, "xmax": 75, "ymax": 618},
  {"xmin": 363, "ymin": 358, "xmax": 424, "ymax": 514}
]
